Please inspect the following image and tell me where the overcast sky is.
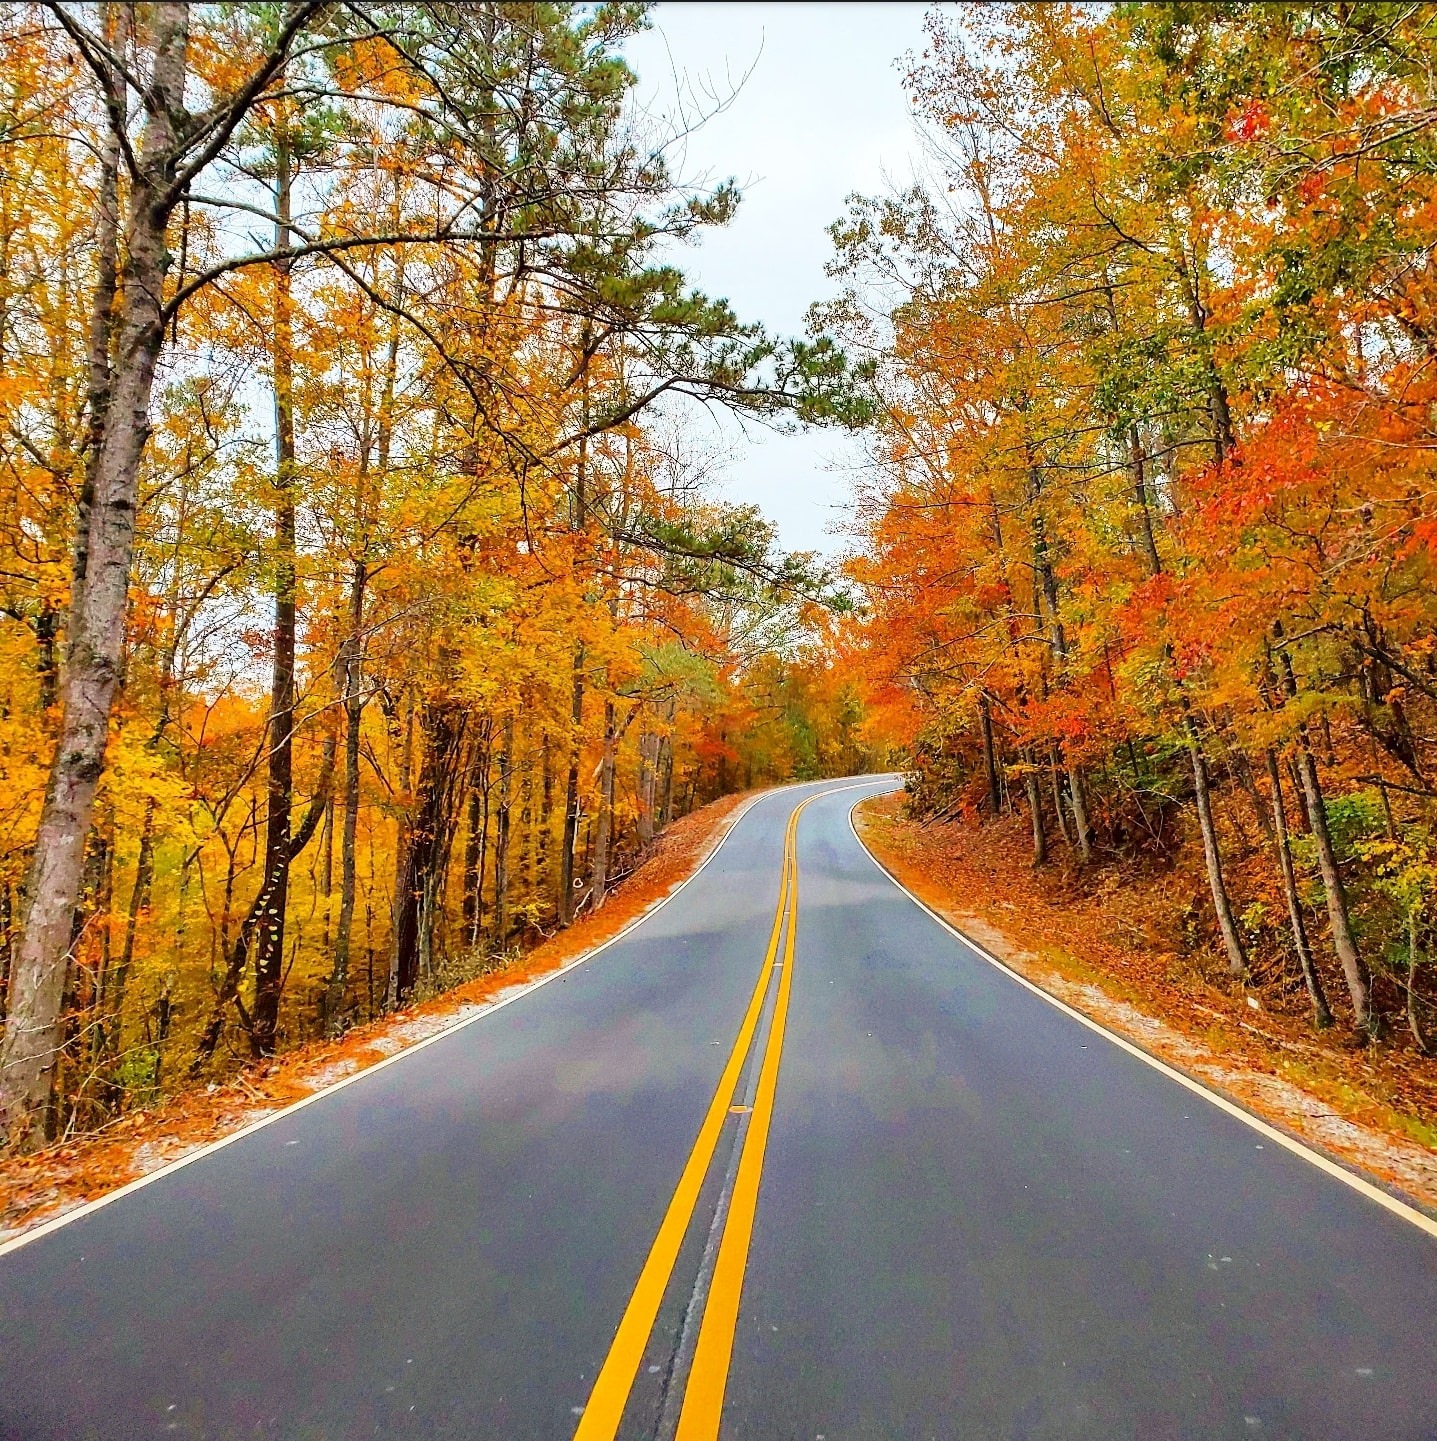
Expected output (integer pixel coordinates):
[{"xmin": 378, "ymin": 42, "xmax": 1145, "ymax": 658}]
[{"xmin": 623, "ymin": 2, "xmax": 931, "ymax": 557}]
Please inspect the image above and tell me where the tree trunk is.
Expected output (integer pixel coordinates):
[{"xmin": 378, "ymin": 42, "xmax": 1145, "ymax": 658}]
[
  {"xmin": 1176, "ymin": 242, "xmax": 1235, "ymax": 464},
  {"xmin": 519, "ymin": 739, "xmax": 535, "ymax": 900},
  {"xmin": 1186, "ymin": 716, "xmax": 1248, "ymax": 978},
  {"xmin": 558, "ymin": 651, "xmax": 584, "ymax": 927},
  {"xmin": 1024, "ymin": 752, "xmax": 1047, "ymax": 866},
  {"xmin": 319, "ymin": 792, "xmax": 333, "ymax": 955},
  {"xmin": 659, "ymin": 737, "xmax": 675, "ymax": 828},
  {"xmin": 104, "ymin": 798, "xmax": 157, "ymax": 1066},
  {"xmin": 1068, "ymin": 766, "xmax": 1093, "ymax": 864},
  {"xmin": 491, "ymin": 716, "xmax": 514, "ymax": 946},
  {"xmin": 1048, "ymin": 748, "xmax": 1074, "ymax": 848},
  {"xmin": 1407, "ymin": 912, "xmax": 1431, "ymax": 1057},
  {"xmin": 636, "ymin": 731, "xmax": 657, "ymax": 847},
  {"xmin": 979, "ymin": 693, "xmax": 1001, "ymax": 816},
  {"xmin": 462, "ymin": 783, "xmax": 484, "ymax": 943},
  {"xmin": 1, "ymin": 885, "xmax": 12, "ymax": 1022},
  {"xmin": 1129, "ymin": 426, "xmax": 1162, "ymax": 576},
  {"xmin": 462, "ymin": 725, "xmax": 491, "ymax": 945},
  {"xmin": 192, "ymin": 745, "xmax": 333, "ymax": 1069},
  {"xmin": 658, "ymin": 700, "xmax": 676, "ymax": 827},
  {"xmin": 0, "ymin": 8, "xmax": 190, "ymax": 1143},
  {"xmin": 389, "ymin": 696, "xmax": 468, "ymax": 1007},
  {"xmin": 1276, "ymin": 635, "xmax": 1375, "ymax": 1035},
  {"xmin": 591, "ymin": 700, "xmax": 617, "ymax": 907},
  {"xmin": 325, "ymin": 561, "xmax": 366, "ymax": 1034},
  {"xmin": 1294, "ymin": 745, "xmax": 1374, "ymax": 1035},
  {"xmin": 539, "ymin": 731, "xmax": 553, "ymax": 911},
  {"xmin": 1265, "ymin": 748, "xmax": 1332, "ymax": 1029},
  {"xmin": 251, "ymin": 132, "xmax": 298, "ymax": 1060}
]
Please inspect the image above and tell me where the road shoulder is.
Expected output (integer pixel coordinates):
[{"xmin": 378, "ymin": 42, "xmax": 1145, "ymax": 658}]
[{"xmin": 853, "ymin": 792, "xmax": 1437, "ymax": 1217}]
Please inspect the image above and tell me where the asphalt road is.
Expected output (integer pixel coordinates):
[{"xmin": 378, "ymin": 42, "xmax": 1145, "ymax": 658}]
[{"xmin": 0, "ymin": 778, "xmax": 1434, "ymax": 1440}]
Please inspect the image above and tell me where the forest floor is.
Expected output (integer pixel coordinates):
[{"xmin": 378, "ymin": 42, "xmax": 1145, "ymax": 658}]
[
  {"xmin": 855, "ymin": 791, "xmax": 1437, "ymax": 1215},
  {"xmin": 0, "ymin": 789, "xmax": 761, "ymax": 1246}
]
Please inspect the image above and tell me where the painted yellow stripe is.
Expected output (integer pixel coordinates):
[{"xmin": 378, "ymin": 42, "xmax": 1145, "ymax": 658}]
[
  {"xmin": 572, "ymin": 806, "xmax": 799, "ymax": 1440},
  {"xmin": 674, "ymin": 807, "xmax": 804, "ymax": 1440}
]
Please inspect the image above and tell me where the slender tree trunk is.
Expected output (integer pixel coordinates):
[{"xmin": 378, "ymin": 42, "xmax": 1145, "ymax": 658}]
[
  {"xmin": 386, "ymin": 688, "xmax": 415, "ymax": 970},
  {"xmin": 979, "ymin": 693, "xmax": 1001, "ymax": 816},
  {"xmin": 104, "ymin": 799, "xmax": 156, "ymax": 1065},
  {"xmin": 0, "ymin": 9, "xmax": 190, "ymax": 1142},
  {"xmin": 1227, "ymin": 740, "xmax": 1275, "ymax": 847},
  {"xmin": 1294, "ymin": 745, "xmax": 1374, "ymax": 1034},
  {"xmin": 1068, "ymin": 766, "xmax": 1093, "ymax": 864},
  {"xmin": 1, "ymin": 885, "xmax": 12, "ymax": 1022},
  {"xmin": 71, "ymin": 826, "xmax": 113, "ymax": 1127},
  {"xmin": 1176, "ymin": 242, "xmax": 1235, "ymax": 464},
  {"xmin": 658, "ymin": 701, "xmax": 676, "ymax": 827},
  {"xmin": 251, "ymin": 132, "xmax": 298, "ymax": 1059},
  {"xmin": 1129, "ymin": 426, "xmax": 1162, "ymax": 576},
  {"xmin": 1407, "ymin": 912, "xmax": 1431, "ymax": 1056},
  {"xmin": 476, "ymin": 739, "xmax": 492, "ymax": 939},
  {"xmin": 539, "ymin": 731, "xmax": 553, "ymax": 911},
  {"xmin": 659, "ymin": 738, "xmax": 675, "ymax": 828},
  {"xmin": 491, "ymin": 717, "xmax": 514, "ymax": 946},
  {"xmin": 1265, "ymin": 748, "xmax": 1332, "ymax": 1028},
  {"xmin": 591, "ymin": 700, "xmax": 617, "ymax": 907},
  {"xmin": 1187, "ymin": 716, "xmax": 1248, "ymax": 978},
  {"xmin": 462, "ymin": 783, "xmax": 484, "ymax": 943},
  {"xmin": 558, "ymin": 652, "xmax": 584, "ymax": 927},
  {"xmin": 326, "ymin": 283, "xmax": 394, "ymax": 1029},
  {"xmin": 519, "ymin": 740, "xmax": 535, "ymax": 901},
  {"xmin": 636, "ymin": 731, "xmax": 657, "ymax": 847},
  {"xmin": 1274, "ymin": 635, "xmax": 1375, "ymax": 1034},
  {"xmin": 1028, "ymin": 452, "xmax": 1088, "ymax": 866},
  {"xmin": 192, "ymin": 744, "xmax": 333, "ymax": 1068},
  {"xmin": 325, "ymin": 563, "xmax": 366, "ymax": 1033},
  {"xmin": 1024, "ymin": 751, "xmax": 1047, "ymax": 866},
  {"xmin": 462, "ymin": 724, "xmax": 491, "ymax": 946},
  {"xmin": 1048, "ymin": 747, "xmax": 1074, "ymax": 848},
  {"xmin": 319, "ymin": 793, "xmax": 333, "ymax": 954}
]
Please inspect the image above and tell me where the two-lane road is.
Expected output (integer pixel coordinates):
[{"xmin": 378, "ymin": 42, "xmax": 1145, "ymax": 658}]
[{"xmin": 1, "ymin": 779, "xmax": 1434, "ymax": 1439}]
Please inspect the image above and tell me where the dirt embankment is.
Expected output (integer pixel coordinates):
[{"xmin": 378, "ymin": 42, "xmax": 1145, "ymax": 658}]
[
  {"xmin": 0, "ymin": 789, "xmax": 760, "ymax": 1244},
  {"xmin": 854, "ymin": 791, "xmax": 1437, "ymax": 1214}
]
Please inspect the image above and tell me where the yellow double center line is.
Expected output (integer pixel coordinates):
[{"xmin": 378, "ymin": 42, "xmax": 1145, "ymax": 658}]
[{"xmin": 574, "ymin": 792, "xmax": 818, "ymax": 1441}]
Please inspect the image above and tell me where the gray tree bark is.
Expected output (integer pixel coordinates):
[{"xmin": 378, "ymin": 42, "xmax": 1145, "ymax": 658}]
[
  {"xmin": 590, "ymin": 700, "xmax": 617, "ymax": 908},
  {"xmin": 491, "ymin": 717, "xmax": 515, "ymax": 946},
  {"xmin": 558, "ymin": 653, "xmax": 584, "ymax": 927},
  {"xmin": 325, "ymin": 560, "xmax": 366, "ymax": 1034},
  {"xmin": 1265, "ymin": 748, "xmax": 1332, "ymax": 1028},
  {"xmin": 1024, "ymin": 751, "xmax": 1047, "ymax": 867},
  {"xmin": 1275, "ymin": 633, "xmax": 1375, "ymax": 1035},
  {"xmin": 979, "ymin": 693, "xmax": 1001, "ymax": 816},
  {"xmin": 0, "ymin": 7, "xmax": 190, "ymax": 1143},
  {"xmin": 250, "ymin": 130, "xmax": 298, "ymax": 1058},
  {"xmin": 1295, "ymin": 744, "xmax": 1374, "ymax": 1035},
  {"xmin": 1186, "ymin": 715, "xmax": 1248, "ymax": 978}
]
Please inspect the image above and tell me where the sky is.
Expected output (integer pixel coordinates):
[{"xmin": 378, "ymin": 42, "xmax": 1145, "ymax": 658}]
[{"xmin": 622, "ymin": 2, "xmax": 931, "ymax": 557}]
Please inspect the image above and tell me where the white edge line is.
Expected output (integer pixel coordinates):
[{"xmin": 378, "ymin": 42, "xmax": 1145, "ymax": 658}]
[
  {"xmin": 846, "ymin": 795, "xmax": 1437, "ymax": 1241},
  {"xmin": 0, "ymin": 784, "xmax": 791, "ymax": 1261}
]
